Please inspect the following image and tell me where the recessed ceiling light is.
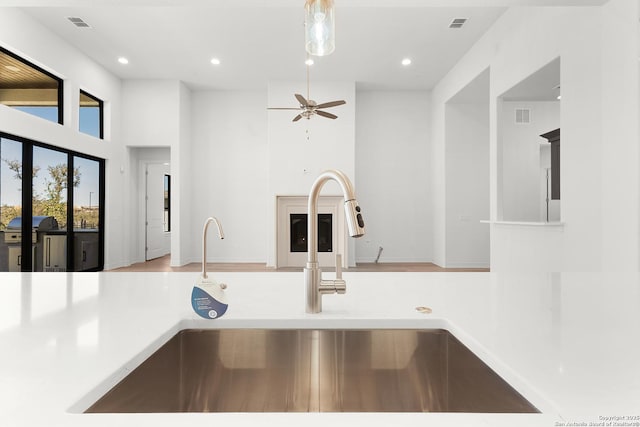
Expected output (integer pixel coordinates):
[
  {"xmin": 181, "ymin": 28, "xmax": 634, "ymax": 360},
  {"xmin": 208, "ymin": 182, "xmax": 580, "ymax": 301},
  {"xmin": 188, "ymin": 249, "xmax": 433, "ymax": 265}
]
[
  {"xmin": 557, "ymin": 95, "xmax": 562, "ymax": 100},
  {"xmin": 210, "ymin": 58, "xmax": 221, "ymax": 65},
  {"xmin": 305, "ymin": 58, "xmax": 314, "ymax": 66},
  {"xmin": 4, "ymin": 65, "xmax": 20, "ymax": 72},
  {"xmin": 117, "ymin": 57, "xmax": 129, "ymax": 65},
  {"xmin": 401, "ymin": 58, "xmax": 412, "ymax": 66}
]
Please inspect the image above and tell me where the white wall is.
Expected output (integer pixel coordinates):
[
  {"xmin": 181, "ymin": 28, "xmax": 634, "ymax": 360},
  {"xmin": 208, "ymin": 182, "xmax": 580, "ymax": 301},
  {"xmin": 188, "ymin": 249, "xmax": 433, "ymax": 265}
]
[
  {"xmin": 500, "ymin": 101, "xmax": 560, "ymax": 222},
  {"xmin": 120, "ymin": 80, "xmax": 196, "ymax": 266},
  {"xmin": 433, "ymin": 0, "xmax": 638, "ymax": 271},
  {"xmin": 267, "ymin": 81, "xmax": 356, "ymax": 266},
  {"xmin": 600, "ymin": 0, "xmax": 639, "ymax": 270},
  {"xmin": 174, "ymin": 82, "xmax": 192, "ymax": 266},
  {"xmin": 190, "ymin": 90, "xmax": 268, "ymax": 263},
  {"xmin": 0, "ymin": 8, "xmax": 127, "ymax": 270},
  {"xmin": 445, "ymin": 103, "xmax": 489, "ymax": 268},
  {"xmin": 431, "ymin": 2, "xmax": 639, "ymax": 272},
  {"xmin": 121, "ymin": 80, "xmax": 180, "ymax": 147},
  {"xmin": 355, "ymin": 91, "xmax": 431, "ymax": 263}
]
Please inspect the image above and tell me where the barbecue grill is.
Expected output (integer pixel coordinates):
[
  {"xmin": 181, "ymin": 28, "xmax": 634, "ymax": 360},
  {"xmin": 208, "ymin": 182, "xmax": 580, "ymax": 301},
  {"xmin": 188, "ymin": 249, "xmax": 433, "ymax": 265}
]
[{"xmin": 4, "ymin": 216, "xmax": 60, "ymax": 271}]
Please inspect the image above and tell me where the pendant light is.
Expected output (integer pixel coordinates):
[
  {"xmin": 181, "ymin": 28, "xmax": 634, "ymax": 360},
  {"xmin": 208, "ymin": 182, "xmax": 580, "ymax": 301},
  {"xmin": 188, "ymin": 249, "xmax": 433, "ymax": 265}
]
[{"xmin": 304, "ymin": 0, "xmax": 335, "ymax": 56}]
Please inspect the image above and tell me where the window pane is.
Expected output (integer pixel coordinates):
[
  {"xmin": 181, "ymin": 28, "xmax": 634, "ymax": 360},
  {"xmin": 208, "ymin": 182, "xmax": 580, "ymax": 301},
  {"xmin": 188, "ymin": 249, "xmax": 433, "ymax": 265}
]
[
  {"xmin": 74, "ymin": 156, "xmax": 100, "ymax": 271},
  {"xmin": 33, "ymin": 146, "xmax": 68, "ymax": 272},
  {"xmin": 0, "ymin": 47, "xmax": 62, "ymax": 124},
  {"xmin": 13, "ymin": 106, "xmax": 59, "ymax": 122},
  {"xmin": 79, "ymin": 91, "xmax": 103, "ymax": 139},
  {"xmin": 0, "ymin": 133, "xmax": 105, "ymax": 272},
  {"xmin": 0, "ymin": 137, "xmax": 23, "ymax": 272}
]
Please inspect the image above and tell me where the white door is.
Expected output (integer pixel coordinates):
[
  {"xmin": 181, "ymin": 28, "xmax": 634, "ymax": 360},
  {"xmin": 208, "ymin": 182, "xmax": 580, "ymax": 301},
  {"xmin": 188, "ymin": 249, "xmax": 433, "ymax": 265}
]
[{"xmin": 145, "ymin": 163, "xmax": 170, "ymax": 260}]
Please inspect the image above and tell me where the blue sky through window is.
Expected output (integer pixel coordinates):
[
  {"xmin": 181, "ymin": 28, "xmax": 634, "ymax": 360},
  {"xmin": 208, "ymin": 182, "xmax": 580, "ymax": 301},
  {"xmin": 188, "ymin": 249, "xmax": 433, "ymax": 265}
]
[
  {"xmin": 79, "ymin": 106, "xmax": 100, "ymax": 138},
  {"xmin": 13, "ymin": 106, "xmax": 58, "ymax": 123},
  {"xmin": 13, "ymin": 104, "xmax": 101, "ymax": 139}
]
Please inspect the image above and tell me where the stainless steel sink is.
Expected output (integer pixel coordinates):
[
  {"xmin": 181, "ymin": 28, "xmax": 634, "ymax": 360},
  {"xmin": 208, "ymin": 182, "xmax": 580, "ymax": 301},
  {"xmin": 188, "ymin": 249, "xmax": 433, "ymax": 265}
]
[{"xmin": 86, "ymin": 329, "xmax": 538, "ymax": 413}]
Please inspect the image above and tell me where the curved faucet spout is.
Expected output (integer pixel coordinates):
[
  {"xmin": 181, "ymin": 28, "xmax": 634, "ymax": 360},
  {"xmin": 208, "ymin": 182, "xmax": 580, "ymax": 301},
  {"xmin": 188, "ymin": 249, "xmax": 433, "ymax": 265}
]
[
  {"xmin": 307, "ymin": 170, "xmax": 365, "ymax": 265},
  {"xmin": 202, "ymin": 216, "xmax": 224, "ymax": 280},
  {"xmin": 305, "ymin": 169, "xmax": 365, "ymax": 313}
]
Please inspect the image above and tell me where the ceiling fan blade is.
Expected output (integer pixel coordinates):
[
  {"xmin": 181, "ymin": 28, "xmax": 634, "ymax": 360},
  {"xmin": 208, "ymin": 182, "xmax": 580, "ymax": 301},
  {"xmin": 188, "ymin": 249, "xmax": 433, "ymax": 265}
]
[
  {"xmin": 316, "ymin": 110, "xmax": 338, "ymax": 120},
  {"xmin": 267, "ymin": 107, "xmax": 302, "ymax": 110},
  {"xmin": 292, "ymin": 114, "xmax": 303, "ymax": 122},
  {"xmin": 314, "ymin": 100, "xmax": 346, "ymax": 109},
  {"xmin": 295, "ymin": 93, "xmax": 310, "ymax": 107}
]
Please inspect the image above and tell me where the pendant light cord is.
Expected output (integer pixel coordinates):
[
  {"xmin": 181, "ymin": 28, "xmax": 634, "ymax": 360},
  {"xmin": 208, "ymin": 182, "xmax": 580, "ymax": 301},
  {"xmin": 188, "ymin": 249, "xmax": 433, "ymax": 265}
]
[{"xmin": 306, "ymin": 57, "xmax": 310, "ymax": 101}]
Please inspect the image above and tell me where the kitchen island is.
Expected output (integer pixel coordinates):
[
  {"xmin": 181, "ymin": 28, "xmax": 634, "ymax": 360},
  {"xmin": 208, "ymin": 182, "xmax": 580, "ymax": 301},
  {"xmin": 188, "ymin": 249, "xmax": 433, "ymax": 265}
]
[{"xmin": 0, "ymin": 271, "xmax": 638, "ymax": 426}]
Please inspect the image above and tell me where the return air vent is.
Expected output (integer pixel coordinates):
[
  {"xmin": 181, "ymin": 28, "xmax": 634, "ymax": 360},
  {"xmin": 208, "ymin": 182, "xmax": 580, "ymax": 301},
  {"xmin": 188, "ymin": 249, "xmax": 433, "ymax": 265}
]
[
  {"xmin": 67, "ymin": 17, "xmax": 91, "ymax": 28},
  {"xmin": 449, "ymin": 18, "xmax": 468, "ymax": 29},
  {"xmin": 516, "ymin": 108, "xmax": 531, "ymax": 125},
  {"xmin": 515, "ymin": 108, "xmax": 531, "ymax": 124}
]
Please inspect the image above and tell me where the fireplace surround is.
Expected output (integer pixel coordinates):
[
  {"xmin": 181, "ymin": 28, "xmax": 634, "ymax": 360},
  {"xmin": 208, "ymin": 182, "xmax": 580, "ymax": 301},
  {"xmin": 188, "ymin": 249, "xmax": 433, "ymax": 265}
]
[{"xmin": 276, "ymin": 196, "xmax": 345, "ymax": 268}]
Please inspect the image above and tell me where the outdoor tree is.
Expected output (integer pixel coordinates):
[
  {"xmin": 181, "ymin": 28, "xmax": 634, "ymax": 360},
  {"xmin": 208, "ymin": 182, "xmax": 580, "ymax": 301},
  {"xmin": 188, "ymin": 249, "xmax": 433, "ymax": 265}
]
[
  {"xmin": 37, "ymin": 164, "xmax": 81, "ymax": 225},
  {"xmin": 1, "ymin": 158, "xmax": 40, "ymax": 228},
  {"xmin": 1, "ymin": 159, "xmax": 81, "ymax": 229},
  {"xmin": 2, "ymin": 158, "xmax": 40, "ymax": 182}
]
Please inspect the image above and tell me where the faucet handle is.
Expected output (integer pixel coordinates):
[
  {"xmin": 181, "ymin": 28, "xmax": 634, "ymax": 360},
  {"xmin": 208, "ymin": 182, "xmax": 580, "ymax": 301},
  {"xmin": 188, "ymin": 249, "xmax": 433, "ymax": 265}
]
[{"xmin": 320, "ymin": 254, "xmax": 346, "ymax": 295}]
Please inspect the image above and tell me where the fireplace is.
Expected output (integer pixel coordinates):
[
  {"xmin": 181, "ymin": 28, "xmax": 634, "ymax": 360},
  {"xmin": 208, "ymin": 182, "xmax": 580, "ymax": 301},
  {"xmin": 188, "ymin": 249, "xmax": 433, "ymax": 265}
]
[
  {"xmin": 276, "ymin": 196, "xmax": 345, "ymax": 268},
  {"xmin": 290, "ymin": 213, "xmax": 333, "ymax": 253}
]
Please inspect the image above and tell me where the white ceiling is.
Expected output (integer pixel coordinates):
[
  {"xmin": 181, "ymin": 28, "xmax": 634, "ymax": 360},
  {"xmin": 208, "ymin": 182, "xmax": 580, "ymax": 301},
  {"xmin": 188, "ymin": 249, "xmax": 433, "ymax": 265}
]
[{"xmin": 14, "ymin": 0, "xmax": 607, "ymax": 91}]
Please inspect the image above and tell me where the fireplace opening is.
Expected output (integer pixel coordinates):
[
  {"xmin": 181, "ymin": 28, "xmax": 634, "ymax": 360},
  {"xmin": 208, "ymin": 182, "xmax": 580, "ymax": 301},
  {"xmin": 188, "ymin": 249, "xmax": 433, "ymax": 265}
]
[{"xmin": 290, "ymin": 213, "xmax": 333, "ymax": 253}]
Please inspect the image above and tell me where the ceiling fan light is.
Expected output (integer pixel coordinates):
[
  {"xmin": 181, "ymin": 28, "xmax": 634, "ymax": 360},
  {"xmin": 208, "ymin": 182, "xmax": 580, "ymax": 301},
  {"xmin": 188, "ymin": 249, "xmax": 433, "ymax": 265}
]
[{"xmin": 305, "ymin": 0, "xmax": 335, "ymax": 57}]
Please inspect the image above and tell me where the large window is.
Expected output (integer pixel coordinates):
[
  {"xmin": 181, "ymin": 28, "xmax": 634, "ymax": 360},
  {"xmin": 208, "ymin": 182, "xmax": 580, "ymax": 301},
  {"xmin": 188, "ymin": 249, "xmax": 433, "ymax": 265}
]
[
  {"xmin": 79, "ymin": 90, "xmax": 103, "ymax": 139},
  {"xmin": 0, "ymin": 132, "xmax": 104, "ymax": 272},
  {"xmin": 0, "ymin": 46, "xmax": 63, "ymax": 125}
]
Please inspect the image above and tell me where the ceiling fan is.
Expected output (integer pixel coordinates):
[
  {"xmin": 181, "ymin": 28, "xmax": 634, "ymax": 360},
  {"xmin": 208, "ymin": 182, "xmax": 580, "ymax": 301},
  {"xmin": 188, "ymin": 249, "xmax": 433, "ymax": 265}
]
[{"xmin": 268, "ymin": 64, "xmax": 346, "ymax": 122}]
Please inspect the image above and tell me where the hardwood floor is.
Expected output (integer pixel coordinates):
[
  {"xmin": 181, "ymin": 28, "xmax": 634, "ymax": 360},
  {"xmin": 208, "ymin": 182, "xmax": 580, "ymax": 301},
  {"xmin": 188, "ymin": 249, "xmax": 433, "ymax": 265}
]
[{"xmin": 109, "ymin": 255, "xmax": 489, "ymax": 273}]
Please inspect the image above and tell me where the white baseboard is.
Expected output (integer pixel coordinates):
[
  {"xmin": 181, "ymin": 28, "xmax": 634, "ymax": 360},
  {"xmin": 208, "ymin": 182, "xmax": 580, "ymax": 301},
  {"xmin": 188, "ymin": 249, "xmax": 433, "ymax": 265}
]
[
  {"xmin": 355, "ymin": 257, "xmax": 431, "ymax": 264},
  {"xmin": 194, "ymin": 257, "xmax": 268, "ymax": 264},
  {"xmin": 442, "ymin": 262, "xmax": 490, "ymax": 269}
]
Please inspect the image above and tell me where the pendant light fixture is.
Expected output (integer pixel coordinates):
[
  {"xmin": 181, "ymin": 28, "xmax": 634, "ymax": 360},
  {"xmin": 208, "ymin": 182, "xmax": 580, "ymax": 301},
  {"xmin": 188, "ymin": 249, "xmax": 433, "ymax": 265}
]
[{"xmin": 304, "ymin": 0, "xmax": 335, "ymax": 56}]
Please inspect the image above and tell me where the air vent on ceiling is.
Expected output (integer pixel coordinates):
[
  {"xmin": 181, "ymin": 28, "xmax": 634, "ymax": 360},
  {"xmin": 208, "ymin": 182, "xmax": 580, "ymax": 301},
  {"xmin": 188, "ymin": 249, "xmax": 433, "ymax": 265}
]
[
  {"xmin": 515, "ymin": 108, "xmax": 531, "ymax": 124},
  {"xmin": 67, "ymin": 17, "xmax": 91, "ymax": 28},
  {"xmin": 449, "ymin": 18, "xmax": 468, "ymax": 29}
]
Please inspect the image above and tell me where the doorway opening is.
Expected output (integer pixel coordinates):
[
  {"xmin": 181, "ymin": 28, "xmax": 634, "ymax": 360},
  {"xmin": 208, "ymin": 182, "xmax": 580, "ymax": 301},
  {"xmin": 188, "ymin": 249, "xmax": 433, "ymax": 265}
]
[{"xmin": 145, "ymin": 162, "xmax": 171, "ymax": 261}]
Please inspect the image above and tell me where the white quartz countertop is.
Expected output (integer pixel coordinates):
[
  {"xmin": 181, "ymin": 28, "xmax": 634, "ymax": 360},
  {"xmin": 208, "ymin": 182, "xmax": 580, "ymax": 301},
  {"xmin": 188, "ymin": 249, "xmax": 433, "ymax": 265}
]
[{"xmin": 0, "ymin": 271, "xmax": 639, "ymax": 427}]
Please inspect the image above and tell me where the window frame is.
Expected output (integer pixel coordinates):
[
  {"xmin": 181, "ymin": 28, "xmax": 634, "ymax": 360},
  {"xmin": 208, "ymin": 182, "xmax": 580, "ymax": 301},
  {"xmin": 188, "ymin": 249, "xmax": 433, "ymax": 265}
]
[
  {"xmin": 79, "ymin": 89, "xmax": 104, "ymax": 139},
  {"xmin": 0, "ymin": 46, "xmax": 64, "ymax": 125},
  {"xmin": 0, "ymin": 131, "xmax": 105, "ymax": 272}
]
